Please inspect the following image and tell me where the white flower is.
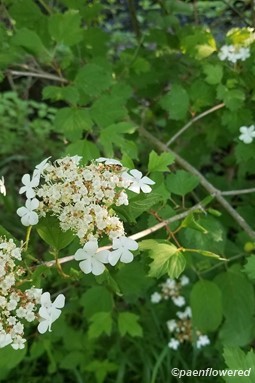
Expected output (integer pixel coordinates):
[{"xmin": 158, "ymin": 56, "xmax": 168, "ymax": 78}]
[
  {"xmin": 122, "ymin": 169, "xmax": 155, "ymax": 193},
  {"xmin": 108, "ymin": 236, "xmax": 138, "ymax": 266},
  {"xmin": 0, "ymin": 177, "xmax": 6, "ymax": 196},
  {"xmin": 37, "ymin": 292, "xmax": 65, "ymax": 334},
  {"xmin": 196, "ymin": 334, "xmax": 210, "ymax": 349},
  {"xmin": 151, "ymin": 292, "xmax": 162, "ymax": 303},
  {"xmin": 176, "ymin": 306, "xmax": 192, "ymax": 319},
  {"xmin": 96, "ymin": 157, "xmax": 122, "ymax": 166},
  {"xmin": 180, "ymin": 275, "xmax": 189, "ymax": 286},
  {"xmin": 172, "ymin": 296, "xmax": 186, "ymax": 307},
  {"xmin": 168, "ymin": 337, "xmax": 180, "ymax": 350},
  {"xmin": 19, "ymin": 173, "xmax": 40, "ymax": 198},
  {"xmin": 33, "ymin": 157, "xmax": 51, "ymax": 178},
  {"xmin": 17, "ymin": 198, "xmax": 39, "ymax": 226},
  {"xmin": 166, "ymin": 319, "xmax": 177, "ymax": 332},
  {"xmin": 239, "ymin": 125, "xmax": 255, "ymax": 144},
  {"xmin": 0, "ymin": 332, "xmax": 12, "ymax": 348},
  {"xmin": 74, "ymin": 240, "xmax": 110, "ymax": 275},
  {"xmin": 218, "ymin": 45, "xmax": 250, "ymax": 63}
]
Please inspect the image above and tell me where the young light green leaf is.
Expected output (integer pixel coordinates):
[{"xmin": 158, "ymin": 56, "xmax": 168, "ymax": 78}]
[
  {"xmin": 148, "ymin": 150, "xmax": 175, "ymax": 172},
  {"xmin": 118, "ymin": 312, "xmax": 143, "ymax": 337},
  {"xmin": 180, "ymin": 213, "xmax": 208, "ymax": 233},
  {"xmin": 140, "ymin": 240, "xmax": 186, "ymax": 278}
]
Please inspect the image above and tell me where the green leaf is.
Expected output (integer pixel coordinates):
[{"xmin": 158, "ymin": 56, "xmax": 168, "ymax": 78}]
[
  {"xmin": 80, "ymin": 286, "xmax": 113, "ymax": 318},
  {"xmin": 166, "ymin": 170, "xmax": 199, "ymax": 196},
  {"xmin": 243, "ymin": 255, "xmax": 255, "ymax": 280},
  {"xmin": 203, "ymin": 63, "xmax": 223, "ymax": 84},
  {"xmin": 118, "ymin": 312, "xmax": 143, "ymax": 337},
  {"xmin": 0, "ymin": 346, "xmax": 27, "ymax": 379},
  {"xmin": 180, "ymin": 26, "xmax": 216, "ymax": 59},
  {"xmin": 184, "ymin": 248, "xmax": 225, "ymax": 260},
  {"xmin": 190, "ymin": 280, "xmax": 223, "ymax": 332},
  {"xmin": 180, "ymin": 213, "xmax": 208, "ymax": 233},
  {"xmin": 54, "ymin": 107, "xmax": 92, "ymax": 141},
  {"xmin": 88, "ymin": 312, "xmax": 112, "ymax": 338},
  {"xmin": 36, "ymin": 216, "xmax": 74, "ymax": 250},
  {"xmin": 214, "ymin": 265, "xmax": 255, "ymax": 345},
  {"xmin": 90, "ymin": 95, "xmax": 127, "ymax": 128},
  {"xmin": 235, "ymin": 142, "xmax": 255, "ymax": 163},
  {"xmin": 75, "ymin": 63, "xmax": 112, "ymax": 97},
  {"xmin": 85, "ymin": 360, "xmax": 117, "ymax": 383},
  {"xmin": 12, "ymin": 28, "xmax": 48, "ymax": 57},
  {"xmin": 223, "ymin": 347, "xmax": 255, "ymax": 383},
  {"xmin": 148, "ymin": 150, "xmax": 175, "ymax": 172},
  {"xmin": 42, "ymin": 86, "xmax": 80, "ymax": 105},
  {"xmin": 99, "ymin": 122, "xmax": 136, "ymax": 157},
  {"xmin": 66, "ymin": 140, "xmax": 100, "ymax": 164},
  {"xmin": 124, "ymin": 192, "xmax": 163, "ymax": 221},
  {"xmin": 140, "ymin": 240, "xmax": 186, "ymax": 278},
  {"xmin": 115, "ymin": 262, "xmax": 153, "ymax": 301},
  {"xmin": 160, "ymin": 84, "xmax": 189, "ymax": 120},
  {"xmin": 217, "ymin": 85, "xmax": 245, "ymax": 111},
  {"xmin": 48, "ymin": 10, "xmax": 83, "ymax": 46}
]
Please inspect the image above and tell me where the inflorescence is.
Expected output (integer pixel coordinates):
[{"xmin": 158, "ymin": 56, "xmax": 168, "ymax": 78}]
[
  {"xmin": 0, "ymin": 237, "xmax": 65, "ymax": 350},
  {"xmin": 17, "ymin": 156, "xmax": 155, "ymax": 276},
  {"xmin": 151, "ymin": 276, "xmax": 210, "ymax": 350}
]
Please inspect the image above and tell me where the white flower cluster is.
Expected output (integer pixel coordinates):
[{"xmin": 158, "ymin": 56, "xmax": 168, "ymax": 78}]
[
  {"xmin": 151, "ymin": 276, "xmax": 209, "ymax": 350},
  {"xmin": 218, "ymin": 45, "xmax": 250, "ymax": 63},
  {"xmin": 167, "ymin": 307, "xmax": 210, "ymax": 350},
  {"xmin": 239, "ymin": 125, "xmax": 255, "ymax": 144},
  {"xmin": 0, "ymin": 237, "xmax": 65, "ymax": 350},
  {"xmin": 17, "ymin": 156, "xmax": 155, "ymax": 275},
  {"xmin": 150, "ymin": 275, "xmax": 189, "ymax": 306}
]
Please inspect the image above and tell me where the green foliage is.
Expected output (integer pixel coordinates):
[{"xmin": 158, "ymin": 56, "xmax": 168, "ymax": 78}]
[
  {"xmin": 140, "ymin": 240, "xmax": 186, "ymax": 278},
  {"xmin": 36, "ymin": 216, "xmax": 74, "ymax": 250},
  {"xmin": 190, "ymin": 280, "xmax": 223, "ymax": 332},
  {"xmin": 223, "ymin": 347, "xmax": 255, "ymax": 383},
  {"xmin": 118, "ymin": 312, "xmax": 143, "ymax": 337},
  {"xmin": 1, "ymin": 0, "xmax": 255, "ymax": 381}
]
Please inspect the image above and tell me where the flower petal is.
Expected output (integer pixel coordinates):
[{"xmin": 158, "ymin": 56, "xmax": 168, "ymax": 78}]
[
  {"xmin": 21, "ymin": 174, "xmax": 30, "ymax": 186},
  {"xmin": 79, "ymin": 259, "xmax": 92, "ymax": 274},
  {"xmin": 120, "ymin": 249, "xmax": 134, "ymax": 263},
  {"xmin": 128, "ymin": 183, "xmax": 141, "ymax": 194},
  {"xmin": 142, "ymin": 176, "xmax": 155, "ymax": 185},
  {"xmin": 37, "ymin": 320, "xmax": 49, "ymax": 334},
  {"xmin": 74, "ymin": 248, "xmax": 87, "ymax": 261},
  {"xmin": 53, "ymin": 294, "xmax": 65, "ymax": 309},
  {"xmin": 91, "ymin": 259, "xmax": 105, "ymax": 275},
  {"xmin": 140, "ymin": 184, "xmax": 152, "ymax": 193},
  {"xmin": 129, "ymin": 169, "xmax": 142, "ymax": 179},
  {"xmin": 84, "ymin": 239, "xmax": 98, "ymax": 254},
  {"xmin": 95, "ymin": 250, "xmax": 110, "ymax": 264},
  {"xmin": 28, "ymin": 211, "xmax": 39, "ymax": 225},
  {"xmin": 108, "ymin": 249, "xmax": 121, "ymax": 266}
]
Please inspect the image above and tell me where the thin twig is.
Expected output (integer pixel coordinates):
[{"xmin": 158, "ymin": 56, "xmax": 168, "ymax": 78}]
[
  {"xmin": 140, "ymin": 126, "xmax": 255, "ymax": 240},
  {"xmin": 44, "ymin": 202, "xmax": 206, "ymax": 267},
  {"xmin": 6, "ymin": 70, "xmax": 68, "ymax": 83},
  {"xmin": 221, "ymin": 188, "xmax": 255, "ymax": 196},
  {"xmin": 166, "ymin": 103, "xmax": 225, "ymax": 147},
  {"xmin": 127, "ymin": 0, "xmax": 141, "ymax": 40}
]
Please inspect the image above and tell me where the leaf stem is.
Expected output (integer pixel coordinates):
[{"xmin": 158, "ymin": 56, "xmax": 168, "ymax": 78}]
[{"xmin": 166, "ymin": 103, "xmax": 225, "ymax": 147}]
